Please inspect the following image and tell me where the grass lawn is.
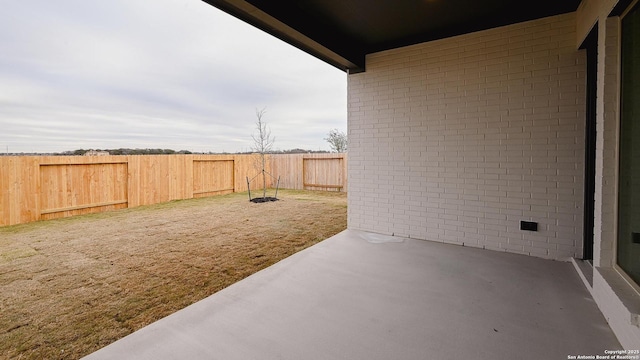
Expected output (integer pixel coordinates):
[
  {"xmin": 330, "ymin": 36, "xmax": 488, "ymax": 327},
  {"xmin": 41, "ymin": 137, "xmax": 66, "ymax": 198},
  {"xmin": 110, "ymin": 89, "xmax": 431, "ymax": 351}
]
[{"xmin": 0, "ymin": 190, "xmax": 347, "ymax": 359}]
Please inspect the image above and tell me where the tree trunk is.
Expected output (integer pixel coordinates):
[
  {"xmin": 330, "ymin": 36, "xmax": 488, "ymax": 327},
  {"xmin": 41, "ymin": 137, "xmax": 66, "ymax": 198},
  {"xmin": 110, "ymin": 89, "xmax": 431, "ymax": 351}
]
[{"xmin": 262, "ymin": 154, "xmax": 266, "ymax": 198}]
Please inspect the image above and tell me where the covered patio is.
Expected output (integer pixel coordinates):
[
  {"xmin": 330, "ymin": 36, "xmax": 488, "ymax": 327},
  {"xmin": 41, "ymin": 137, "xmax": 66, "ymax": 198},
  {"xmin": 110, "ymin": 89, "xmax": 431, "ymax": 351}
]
[
  {"xmin": 84, "ymin": 230, "xmax": 619, "ymax": 359},
  {"xmin": 189, "ymin": 0, "xmax": 640, "ymax": 349}
]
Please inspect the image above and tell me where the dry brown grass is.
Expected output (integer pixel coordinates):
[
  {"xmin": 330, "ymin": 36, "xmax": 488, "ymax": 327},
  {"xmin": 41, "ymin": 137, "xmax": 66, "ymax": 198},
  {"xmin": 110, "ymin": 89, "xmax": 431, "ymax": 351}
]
[{"xmin": 0, "ymin": 190, "xmax": 347, "ymax": 359}]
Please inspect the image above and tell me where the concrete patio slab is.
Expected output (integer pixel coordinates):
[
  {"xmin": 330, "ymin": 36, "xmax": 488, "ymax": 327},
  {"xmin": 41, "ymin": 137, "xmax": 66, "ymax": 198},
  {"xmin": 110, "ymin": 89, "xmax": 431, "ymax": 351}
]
[{"xmin": 84, "ymin": 230, "xmax": 620, "ymax": 360}]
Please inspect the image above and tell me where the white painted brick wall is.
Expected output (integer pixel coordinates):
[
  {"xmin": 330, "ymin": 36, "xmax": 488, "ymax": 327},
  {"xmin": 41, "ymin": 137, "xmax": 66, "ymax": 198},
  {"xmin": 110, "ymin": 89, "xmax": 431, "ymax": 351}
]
[
  {"xmin": 348, "ymin": 13, "xmax": 586, "ymax": 260},
  {"xmin": 593, "ymin": 16, "xmax": 620, "ymax": 268}
]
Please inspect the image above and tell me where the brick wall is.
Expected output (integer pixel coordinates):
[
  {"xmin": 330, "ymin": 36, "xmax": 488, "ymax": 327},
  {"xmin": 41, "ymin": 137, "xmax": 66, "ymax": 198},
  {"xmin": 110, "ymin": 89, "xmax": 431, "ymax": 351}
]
[
  {"xmin": 348, "ymin": 13, "xmax": 586, "ymax": 260},
  {"xmin": 593, "ymin": 17, "xmax": 620, "ymax": 268}
]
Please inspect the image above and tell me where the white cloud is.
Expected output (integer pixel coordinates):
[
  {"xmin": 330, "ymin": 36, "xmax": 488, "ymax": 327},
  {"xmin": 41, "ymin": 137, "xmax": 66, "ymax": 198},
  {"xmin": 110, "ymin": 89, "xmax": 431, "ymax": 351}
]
[{"xmin": 0, "ymin": 0, "xmax": 346, "ymax": 153}]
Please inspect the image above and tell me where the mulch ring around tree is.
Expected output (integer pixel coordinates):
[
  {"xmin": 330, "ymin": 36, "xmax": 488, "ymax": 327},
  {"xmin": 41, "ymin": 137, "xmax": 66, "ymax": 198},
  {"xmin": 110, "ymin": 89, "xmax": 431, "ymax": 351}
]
[{"xmin": 250, "ymin": 197, "xmax": 279, "ymax": 203}]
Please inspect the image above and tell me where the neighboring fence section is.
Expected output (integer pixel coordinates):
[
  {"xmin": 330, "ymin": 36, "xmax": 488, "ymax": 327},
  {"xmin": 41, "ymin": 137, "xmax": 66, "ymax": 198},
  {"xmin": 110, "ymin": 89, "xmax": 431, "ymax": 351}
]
[
  {"xmin": 193, "ymin": 159, "xmax": 235, "ymax": 198},
  {"xmin": 269, "ymin": 153, "xmax": 347, "ymax": 191},
  {"xmin": 39, "ymin": 160, "xmax": 129, "ymax": 221},
  {"xmin": 0, "ymin": 153, "xmax": 346, "ymax": 226}
]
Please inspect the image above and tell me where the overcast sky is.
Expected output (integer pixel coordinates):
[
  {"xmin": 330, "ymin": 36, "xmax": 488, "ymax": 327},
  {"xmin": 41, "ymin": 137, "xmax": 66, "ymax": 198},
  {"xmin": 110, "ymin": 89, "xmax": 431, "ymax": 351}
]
[{"xmin": 0, "ymin": 0, "xmax": 347, "ymax": 154}]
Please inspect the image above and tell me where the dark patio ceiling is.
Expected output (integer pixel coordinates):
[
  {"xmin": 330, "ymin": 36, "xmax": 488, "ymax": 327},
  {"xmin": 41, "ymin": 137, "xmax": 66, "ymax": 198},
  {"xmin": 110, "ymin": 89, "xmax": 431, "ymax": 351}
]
[{"xmin": 202, "ymin": 0, "xmax": 580, "ymax": 73}]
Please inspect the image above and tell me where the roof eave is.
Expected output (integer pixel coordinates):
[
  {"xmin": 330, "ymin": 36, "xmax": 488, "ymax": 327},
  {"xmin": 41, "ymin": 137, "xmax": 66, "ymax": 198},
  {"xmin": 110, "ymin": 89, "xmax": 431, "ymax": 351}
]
[{"xmin": 202, "ymin": 0, "xmax": 364, "ymax": 73}]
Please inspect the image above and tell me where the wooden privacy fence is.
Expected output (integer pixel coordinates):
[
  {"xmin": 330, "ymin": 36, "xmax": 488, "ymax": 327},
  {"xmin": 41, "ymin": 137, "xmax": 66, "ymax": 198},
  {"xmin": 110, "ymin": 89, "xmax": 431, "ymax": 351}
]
[
  {"xmin": 0, "ymin": 153, "xmax": 346, "ymax": 226},
  {"xmin": 269, "ymin": 153, "xmax": 348, "ymax": 192}
]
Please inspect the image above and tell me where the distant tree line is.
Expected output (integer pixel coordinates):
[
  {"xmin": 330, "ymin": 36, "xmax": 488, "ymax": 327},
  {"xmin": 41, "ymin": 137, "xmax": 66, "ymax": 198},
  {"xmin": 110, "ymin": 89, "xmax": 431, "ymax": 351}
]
[
  {"xmin": 0, "ymin": 148, "xmax": 330, "ymax": 156},
  {"xmin": 0, "ymin": 147, "xmax": 337, "ymax": 156},
  {"xmin": 231, "ymin": 149, "xmax": 331, "ymax": 155},
  {"xmin": 56, "ymin": 148, "xmax": 194, "ymax": 156}
]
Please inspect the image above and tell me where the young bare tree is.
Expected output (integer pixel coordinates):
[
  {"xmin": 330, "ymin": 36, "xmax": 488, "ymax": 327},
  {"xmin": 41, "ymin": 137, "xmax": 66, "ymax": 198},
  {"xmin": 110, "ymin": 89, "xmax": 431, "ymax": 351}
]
[
  {"xmin": 324, "ymin": 129, "xmax": 347, "ymax": 152},
  {"xmin": 252, "ymin": 107, "xmax": 275, "ymax": 199}
]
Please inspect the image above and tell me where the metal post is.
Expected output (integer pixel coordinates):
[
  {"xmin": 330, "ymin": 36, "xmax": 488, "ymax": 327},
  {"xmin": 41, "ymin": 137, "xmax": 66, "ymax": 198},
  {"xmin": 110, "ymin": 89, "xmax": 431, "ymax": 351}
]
[
  {"xmin": 274, "ymin": 176, "xmax": 280, "ymax": 199},
  {"xmin": 246, "ymin": 176, "xmax": 251, "ymax": 201}
]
